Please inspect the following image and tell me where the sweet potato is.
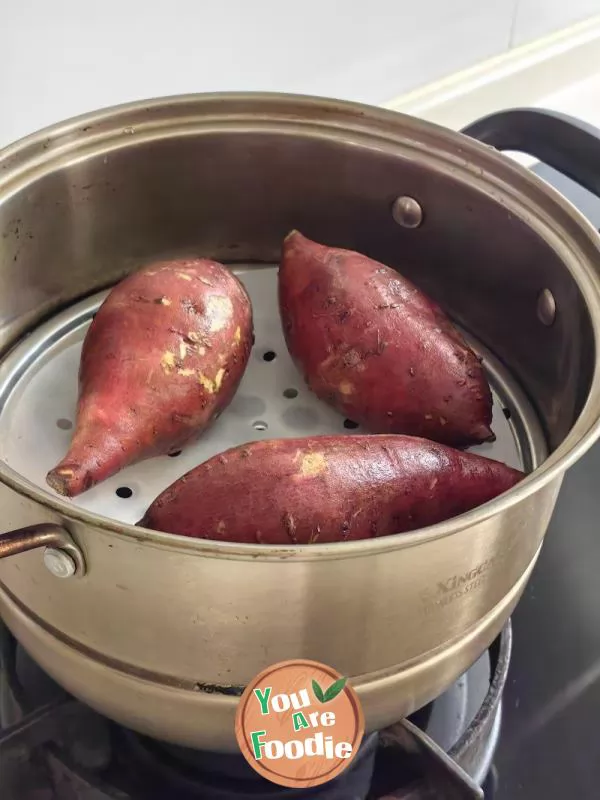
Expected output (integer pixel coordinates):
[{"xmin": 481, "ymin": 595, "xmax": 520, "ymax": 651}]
[
  {"xmin": 139, "ymin": 435, "xmax": 523, "ymax": 543},
  {"xmin": 278, "ymin": 231, "xmax": 494, "ymax": 447},
  {"xmin": 46, "ymin": 259, "xmax": 253, "ymax": 497}
]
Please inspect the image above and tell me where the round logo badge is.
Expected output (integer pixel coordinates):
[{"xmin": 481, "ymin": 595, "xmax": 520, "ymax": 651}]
[{"xmin": 235, "ymin": 659, "xmax": 364, "ymax": 789}]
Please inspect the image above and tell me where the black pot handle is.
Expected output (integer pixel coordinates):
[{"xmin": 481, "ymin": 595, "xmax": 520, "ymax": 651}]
[{"xmin": 461, "ymin": 108, "xmax": 600, "ymax": 198}]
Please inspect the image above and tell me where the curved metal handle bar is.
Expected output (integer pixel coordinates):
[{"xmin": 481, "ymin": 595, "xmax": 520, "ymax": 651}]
[
  {"xmin": 0, "ymin": 523, "xmax": 86, "ymax": 576},
  {"xmin": 462, "ymin": 107, "xmax": 600, "ymax": 198}
]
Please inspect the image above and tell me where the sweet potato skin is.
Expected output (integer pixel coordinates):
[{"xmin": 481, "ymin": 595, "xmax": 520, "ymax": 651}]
[
  {"xmin": 139, "ymin": 435, "xmax": 523, "ymax": 544},
  {"xmin": 46, "ymin": 259, "xmax": 253, "ymax": 497},
  {"xmin": 278, "ymin": 232, "xmax": 494, "ymax": 447}
]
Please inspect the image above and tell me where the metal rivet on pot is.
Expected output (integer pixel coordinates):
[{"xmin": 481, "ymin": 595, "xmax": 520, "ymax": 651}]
[
  {"xmin": 43, "ymin": 547, "xmax": 77, "ymax": 578},
  {"xmin": 392, "ymin": 196, "xmax": 423, "ymax": 229},
  {"xmin": 537, "ymin": 289, "xmax": 556, "ymax": 326}
]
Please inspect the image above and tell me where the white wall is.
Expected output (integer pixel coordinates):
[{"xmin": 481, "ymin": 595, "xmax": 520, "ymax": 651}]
[
  {"xmin": 512, "ymin": 0, "xmax": 600, "ymax": 46},
  {"xmin": 1, "ymin": 0, "xmax": 598, "ymax": 148}
]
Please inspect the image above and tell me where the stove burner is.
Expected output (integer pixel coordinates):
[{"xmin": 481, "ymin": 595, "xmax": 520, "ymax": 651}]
[{"xmin": 0, "ymin": 620, "xmax": 509, "ymax": 799}]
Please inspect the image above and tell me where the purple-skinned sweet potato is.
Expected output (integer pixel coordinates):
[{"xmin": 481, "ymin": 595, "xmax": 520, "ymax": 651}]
[
  {"xmin": 46, "ymin": 258, "xmax": 253, "ymax": 497},
  {"xmin": 278, "ymin": 231, "xmax": 494, "ymax": 447},
  {"xmin": 139, "ymin": 435, "xmax": 523, "ymax": 543}
]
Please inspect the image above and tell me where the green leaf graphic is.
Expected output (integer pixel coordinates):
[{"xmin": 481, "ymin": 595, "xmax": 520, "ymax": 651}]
[
  {"xmin": 323, "ymin": 677, "xmax": 348, "ymax": 703},
  {"xmin": 312, "ymin": 679, "xmax": 325, "ymax": 703}
]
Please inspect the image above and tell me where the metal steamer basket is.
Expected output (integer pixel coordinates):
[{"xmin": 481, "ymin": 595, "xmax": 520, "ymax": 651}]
[{"xmin": 0, "ymin": 95, "xmax": 599, "ymax": 751}]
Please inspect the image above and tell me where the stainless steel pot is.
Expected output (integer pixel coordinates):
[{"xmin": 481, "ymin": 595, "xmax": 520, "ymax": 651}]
[{"xmin": 0, "ymin": 95, "xmax": 600, "ymax": 752}]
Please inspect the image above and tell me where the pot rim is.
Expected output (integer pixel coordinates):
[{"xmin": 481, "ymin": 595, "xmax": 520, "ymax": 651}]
[{"xmin": 2, "ymin": 91, "xmax": 600, "ymax": 561}]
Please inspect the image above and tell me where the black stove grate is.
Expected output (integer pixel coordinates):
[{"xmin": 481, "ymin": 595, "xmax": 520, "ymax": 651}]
[{"xmin": 0, "ymin": 618, "xmax": 508, "ymax": 799}]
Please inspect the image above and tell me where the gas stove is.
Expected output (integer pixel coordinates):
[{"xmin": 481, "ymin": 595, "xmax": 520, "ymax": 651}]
[
  {"xmin": 490, "ymin": 161, "xmax": 600, "ymax": 799},
  {"xmin": 1, "ymin": 614, "xmax": 505, "ymax": 799},
  {"xmin": 2, "ymin": 139, "xmax": 600, "ymax": 800}
]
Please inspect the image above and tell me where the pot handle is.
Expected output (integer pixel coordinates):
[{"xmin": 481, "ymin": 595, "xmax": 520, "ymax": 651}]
[
  {"xmin": 461, "ymin": 107, "xmax": 600, "ymax": 198},
  {"xmin": 0, "ymin": 523, "xmax": 86, "ymax": 578}
]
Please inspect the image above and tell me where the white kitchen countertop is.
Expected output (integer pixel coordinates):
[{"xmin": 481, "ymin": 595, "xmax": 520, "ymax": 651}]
[
  {"xmin": 2, "ymin": 6, "xmax": 600, "ymax": 171},
  {"xmin": 2, "ymin": 6, "xmax": 600, "ymax": 154},
  {"xmin": 534, "ymin": 72, "xmax": 600, "ymax": 129}
]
